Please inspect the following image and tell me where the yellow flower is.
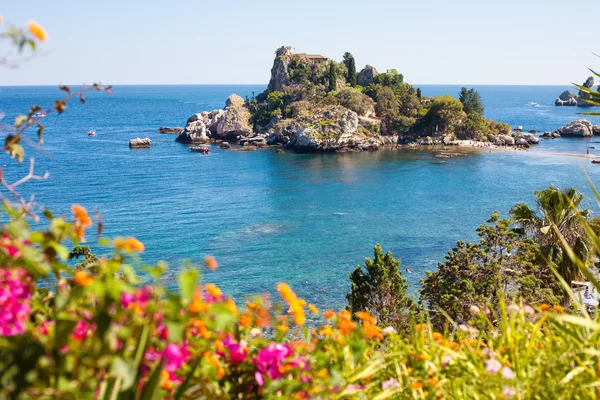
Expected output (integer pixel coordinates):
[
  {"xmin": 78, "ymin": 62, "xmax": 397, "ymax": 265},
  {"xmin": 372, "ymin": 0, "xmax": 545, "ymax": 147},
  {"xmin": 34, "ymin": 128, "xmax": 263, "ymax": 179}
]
[
  {"xmin": 277, "ymin": 324, "xmax": 289, "ymax": 333},
  {"xmin": 308, "ymin": 304, "xmax": 318, "ymax": 314},
  {"xmin": 204, "ymin": 255, "xmax": 218, "ymax": 271},
  {"xmin": 276, "ymin": 282, "xmax": 305, "ymax": 326},
  {"xmin": 74, "ymin": 271, "xmax": 93, "ymax": 286},
  {"xmin": 27, "ymin": 20, "xmax": 47, "ymax": 42},
  {"xmin": 205, "ymin": 283, "xmax": 222, "ymax": 298},
  {"xmin": 319, "ymin": 325, "xmax": 334, "ymax": 337},
  {"xmin": 114, "ymin": 237, "xmax": 145, "ymax": 253},
  {"xmin": 552, "ymin": 305, "xmax": 564, "ymax": 313},
  {"xmin": 415, "ymin": 324, "xmax": 429, "ymax": 332},
  {"xmin": 411, "ymin": 381, "xmax": 423, "ymax": 390},
  {"xmin": 432, "ymin": 332, "xmax": 443, "ymax": 341}
]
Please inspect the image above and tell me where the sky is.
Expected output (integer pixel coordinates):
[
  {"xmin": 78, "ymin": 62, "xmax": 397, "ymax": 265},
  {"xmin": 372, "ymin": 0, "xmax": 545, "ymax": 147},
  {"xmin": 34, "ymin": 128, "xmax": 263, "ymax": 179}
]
[{"xmin": 1, "ymin": 0, "xmax": 599, "ymax": 86}]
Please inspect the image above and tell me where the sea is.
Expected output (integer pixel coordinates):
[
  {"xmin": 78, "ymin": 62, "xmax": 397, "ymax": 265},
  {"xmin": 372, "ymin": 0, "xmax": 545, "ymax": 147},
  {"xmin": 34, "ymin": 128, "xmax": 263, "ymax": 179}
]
[{"xmin": 1, "ymin": 84, "xmax": 599, "ymax": 311}]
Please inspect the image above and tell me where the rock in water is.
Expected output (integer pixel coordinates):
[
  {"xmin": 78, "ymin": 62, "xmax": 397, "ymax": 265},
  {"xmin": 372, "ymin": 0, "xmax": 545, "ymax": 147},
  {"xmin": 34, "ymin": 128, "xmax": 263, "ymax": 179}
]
[
  {"xmin": 556, "ymin": 119, "xmax": 594, "ymax": 137},
  {"xmin": 175, "ymin": 114, "xmax": 210, "ymax": 143},
  {"xmin": 129, "ymin": 138, "xmax": 151, "ymax": 148},
  {"xmin": 555, "ymin": 90, "xmax": 578, "ymax": 106},
  {"xmin": 357, "ymin": 65, "xmax": 378, "ymax": 87},
  {"xmin": 215, "ymin": 95, "xmax": 253, "ymax": 140},
  {"xmin": 577, "ymin": 76, "xmax": 595, "ymax": 107},
  {"xmin": 157, "ymin": 127, "xmax": 184, "ymax": 134},
  {"xmin": 267, "ymin": 46, "xmax": 292, "ymax": 93}
]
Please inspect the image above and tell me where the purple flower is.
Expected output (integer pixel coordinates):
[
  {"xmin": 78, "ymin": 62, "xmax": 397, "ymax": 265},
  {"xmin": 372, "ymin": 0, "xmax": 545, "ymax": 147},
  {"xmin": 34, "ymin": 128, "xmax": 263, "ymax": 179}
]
[
  {"xmin": 381, "ymin": 378, "xmax": 399, "ymax": 390},
  {"xmin": 253, "ymin": 343, "xmax": 292, "ymax": 385}
]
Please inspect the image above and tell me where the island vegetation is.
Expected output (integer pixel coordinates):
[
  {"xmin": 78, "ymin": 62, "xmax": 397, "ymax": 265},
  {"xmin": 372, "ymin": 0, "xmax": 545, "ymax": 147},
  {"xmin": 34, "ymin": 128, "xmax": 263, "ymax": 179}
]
[
  {"xmin": 174, "ymin": 46, "xmax": 541, "ymax": 152},
  {"xmin": 4, "ymin": 17, "xmax": 600, "ymax": 400}
]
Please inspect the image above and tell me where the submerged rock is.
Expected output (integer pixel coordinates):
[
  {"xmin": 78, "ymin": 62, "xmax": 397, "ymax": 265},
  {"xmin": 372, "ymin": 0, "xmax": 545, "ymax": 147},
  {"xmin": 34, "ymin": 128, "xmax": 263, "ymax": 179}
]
[
  {"xmin": 556, "ymin": 119, "xmax": 594, "ymax": 137},
  {"xmin": 157, "ymin": 126, "xmax": 184, "ymax": 134}
]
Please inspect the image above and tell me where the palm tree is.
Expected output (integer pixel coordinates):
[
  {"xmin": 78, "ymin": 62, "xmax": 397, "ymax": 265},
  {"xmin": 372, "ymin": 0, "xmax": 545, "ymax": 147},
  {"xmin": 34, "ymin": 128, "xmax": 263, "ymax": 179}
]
[{"xmin": 509, "ymin": 186, "xmax": 593, "ymax": 287}]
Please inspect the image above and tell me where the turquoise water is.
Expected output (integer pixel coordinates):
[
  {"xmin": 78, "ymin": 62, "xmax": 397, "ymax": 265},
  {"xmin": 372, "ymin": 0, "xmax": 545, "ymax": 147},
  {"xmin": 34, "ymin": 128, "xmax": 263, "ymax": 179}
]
[{"xmin": 1, "ymin": 84, "xmax": 600, "ymax": 310}]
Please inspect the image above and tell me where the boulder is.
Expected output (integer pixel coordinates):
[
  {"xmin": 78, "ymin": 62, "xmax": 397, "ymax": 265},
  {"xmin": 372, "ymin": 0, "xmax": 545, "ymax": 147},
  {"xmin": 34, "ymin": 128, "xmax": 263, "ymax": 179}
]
[
  {"xmin": 556, "ymin": 119, "xmax": 594, "ymax": 137},
  {"xmin": 555, "ymin": 90, "xmax": 578, "ymax": 106},
  {"xmin": 240, "ymin": 134, "xmax": 268, "ymax": 147},
  {"xmin": 215, "ymin": 95, "xmax": 253, "ymax": 140},
  {"xmin": 594, "ymin": 126, "xmax": 600, "ymax": 136},
  {"xmin": 219, "ymin": 142, "xmax": 231, "ymax": 149},
  {"xmin": 520, "ymin": 133, "xmax": 540, "ymax": 144},
  {"xmin": 541, "ymin": 131, "xmax": 560, "ymax": 139},
  {"xmin": 357, "ymin": 65, "xmax": 378, "ymax": 87},
  {"xmin": 267, "ymin": 46, "xmax": 292, "ymax": 93},
  {"xmin": 577, "ymin": 76, "xmax": 595, "ymax": 107},
  {"xmin": 495, "ymin": 135, "xmax": 515, "ymax": 146},
  {"xmin": 129, "ymin": 138, "xmax": 151, "ymax": 149},
  {"xmin": 515, "ymin": 138, "xmax": 530, "ymax": 147},
  {"xmin": 175, "ymin": 113, "xmax": 210, "ymax": 143}
]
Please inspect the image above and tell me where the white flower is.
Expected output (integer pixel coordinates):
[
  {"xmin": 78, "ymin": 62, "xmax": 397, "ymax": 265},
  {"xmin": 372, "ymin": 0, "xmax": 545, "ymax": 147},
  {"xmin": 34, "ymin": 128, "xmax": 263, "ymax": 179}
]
[
  {"xmin": 458, "ymin": 324, "xmax": 469, "ymax": 331},
  {"xmin": 250, "ymin": 328, "xmax": 262, "ymax": 338},
  {"xmin": 441, "ymin": 356, "xmax": 453, "ymax": 368},
  {"xmin": 470, "ymin": 305, "xmax": 481, "ymax": 314},
  {"xmin": 502, "ymin": 387, "xmax": 516, "ymax": 398},
  {"xmin": 507, "ymin": 304, "xmax": 520, "ymax": 315},
  {"xmin": 501, "ymin": 366, "xmax": 515, "ymax": 380},
  {"xmin": 523, "ymin": 305, "xmax": 535, "ymax": 315},
  {"xmin": 485, "ymin": 358, "xmax": 502, "ymax": 374},
  {"xmin": 382, "ymin": 326, "xmax": 397, "ymax": 336},
  {"xmin": 381, "ymin": 378, "xmax": 399, "ymax": 390}
]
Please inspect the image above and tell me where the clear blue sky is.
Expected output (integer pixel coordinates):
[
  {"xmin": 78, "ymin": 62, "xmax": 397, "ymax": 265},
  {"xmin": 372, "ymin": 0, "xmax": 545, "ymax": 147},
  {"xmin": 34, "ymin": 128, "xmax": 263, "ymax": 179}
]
[{"xmin": 2, "ymin": 0, "xmax": 599, "ymax": 86}]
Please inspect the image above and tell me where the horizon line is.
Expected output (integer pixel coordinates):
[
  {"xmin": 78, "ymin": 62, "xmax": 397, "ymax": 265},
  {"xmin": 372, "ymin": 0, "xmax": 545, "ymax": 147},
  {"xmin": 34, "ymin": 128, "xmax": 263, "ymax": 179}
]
[{"xmin": 0, "ymin": 83, "xmax": 575, "ymax": 88}]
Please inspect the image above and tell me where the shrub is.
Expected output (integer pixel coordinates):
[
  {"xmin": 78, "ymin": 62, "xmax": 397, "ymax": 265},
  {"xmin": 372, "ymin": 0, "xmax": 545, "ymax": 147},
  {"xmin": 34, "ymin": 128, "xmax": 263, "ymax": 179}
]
[{"xmin": 336, "ymin": 87, "xmax": 375, "ymax": 116}]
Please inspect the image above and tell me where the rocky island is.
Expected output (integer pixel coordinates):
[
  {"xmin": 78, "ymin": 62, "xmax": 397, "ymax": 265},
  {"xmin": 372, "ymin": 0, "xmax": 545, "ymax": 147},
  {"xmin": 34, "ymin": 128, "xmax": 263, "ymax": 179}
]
[
  {"xmin": 555, "ymin": 76, "xmax": 599, "ymax": 107},
  {"xmin": 174, "ymin": 46, "xmax": 540, "ymax": 152}
]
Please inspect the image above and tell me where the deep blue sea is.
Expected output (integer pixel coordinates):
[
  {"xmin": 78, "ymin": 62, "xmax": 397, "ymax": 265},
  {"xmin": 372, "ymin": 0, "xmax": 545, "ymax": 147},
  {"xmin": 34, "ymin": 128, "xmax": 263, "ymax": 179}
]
[{"xmin": 1, "ymin": 84, "xmax": 600, "ymax": 311}]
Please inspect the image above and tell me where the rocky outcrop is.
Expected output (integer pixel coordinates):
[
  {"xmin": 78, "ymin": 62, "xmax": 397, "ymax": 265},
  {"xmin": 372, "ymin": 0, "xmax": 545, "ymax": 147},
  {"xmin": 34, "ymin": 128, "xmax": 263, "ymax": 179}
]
[
  {"xmin": 514, "ymin": 132, "xmax": 539, "ymax": 145},
  {"xmin": 286, "ymin": 106, "xmax": 382, "ymax": 152},
  {"xmin": 594, "ymin": 126, "xmax": 600, "ymax": 136},
  {"xmin": 555, "ymin": 119, "xmax": 594, "ymax": 137},
  {"xmin": 555, "ymin": 90, "xmax": 578, "ymax": 106},
  {"xmin": 577, "ymin": 76, "xmax": 595, "ymax": 107},
  {"xmin": 495, "ymin": 135, "xmax": 515, "ymax": 146},
  {"xmin": 541, "ymin": 131, "xmax": 561, "ymax": 139},
  {"xmin": 555, "ymin": 77, "xmax": 597, "ymax": 107},
  {"xmin": 357, "ymin": 65, "xmax": 378, "ymax": 87},
  {"xmin": 129, "ymin": 138, "xmax": 151, "ymax": 148},
  {"xmin": 175, "ymin": 114, "xmax": 211, "ymax": 143},
  {"xmin": 215, "ymin": 95, "xmax": 253, "ymax": 140},
  {"xmin": 157, "ymin": 127, "xmax": 184, "ymax": 134},
  {"xmin": 267, "ymin": 46, "xmax": 292, "ymax": 93}
]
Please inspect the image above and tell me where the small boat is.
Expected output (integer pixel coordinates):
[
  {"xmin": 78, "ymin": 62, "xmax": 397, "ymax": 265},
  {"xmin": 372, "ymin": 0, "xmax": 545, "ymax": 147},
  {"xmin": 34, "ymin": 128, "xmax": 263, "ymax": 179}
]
[
  {"xmin": 190, "ymin": 145, "xmax": 211, "ymax": 154},
  {"xmin": 592, "ymin": 159, "xmax": 600, "ymax": 164},
  {"xmin": 88, "ymin": 130, "xmax": 96, "ymax": 136}
]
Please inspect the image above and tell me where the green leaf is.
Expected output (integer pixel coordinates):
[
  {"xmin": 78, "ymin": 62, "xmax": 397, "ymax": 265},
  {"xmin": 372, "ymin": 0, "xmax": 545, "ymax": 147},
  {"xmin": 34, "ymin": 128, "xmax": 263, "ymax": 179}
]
[
  {"xmin": 139, "ymin": 361, "xmax": 165, "ymax": 400},
  {"xmin": 177, "ymin": 268, "xmax": 198, "ymax": 304},
  {"xmin": 55, "ymin": 316, "xmax": 77, "ymax": 349},
  {"xmin": 110, "ymin": 357, "xmax": 136, "ymax": 391}
]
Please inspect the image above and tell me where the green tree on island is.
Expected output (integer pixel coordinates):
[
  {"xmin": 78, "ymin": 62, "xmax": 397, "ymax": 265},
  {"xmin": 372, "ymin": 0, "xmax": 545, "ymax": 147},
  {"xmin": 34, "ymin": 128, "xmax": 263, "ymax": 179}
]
[
  {"xmin": 327, "ymin": 61, "xmax": 337, "ymax": 92},
  {"xmin": 342, "ymin": 52, "xmax": 357, "ymax": 87},
  {"xmin": 458, "ymin": 87, "xmax": 485, "ymax": 116},
  {"xmin": 348, "ymin": 245, "xmax": 415, "ymax": 334}
]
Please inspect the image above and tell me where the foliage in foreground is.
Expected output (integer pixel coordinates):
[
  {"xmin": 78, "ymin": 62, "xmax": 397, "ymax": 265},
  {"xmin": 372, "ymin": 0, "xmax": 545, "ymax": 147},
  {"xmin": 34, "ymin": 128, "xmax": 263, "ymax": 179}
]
[{"xmin": 1, "ymin": 205, "xmax": 600, "ymax": 399}]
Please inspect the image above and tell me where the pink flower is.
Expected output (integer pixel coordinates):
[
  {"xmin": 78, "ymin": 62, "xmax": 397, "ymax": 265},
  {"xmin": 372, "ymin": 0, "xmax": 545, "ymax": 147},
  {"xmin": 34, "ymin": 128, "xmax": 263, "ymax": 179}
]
[
  {"xmin": 120, "ymin": 286, "xmax": 153, "ymax": 313},
  {"xmin": 253, "ymin": 343, "xmax": 292, "ymax": 385},
  {"xmin": 72, "ymin": 320, "xmax": 92, "ymax": 341},
  {"xmin": 120, "ymin": 292, "xmax": 135, "ymax": 308},
  {"xmin": 219, "ymin": 336, "xmax": 248, "ymax": 365},
  {"xmin": 0, "ymin": 268, "xmax": 32, "ymax": 336}
]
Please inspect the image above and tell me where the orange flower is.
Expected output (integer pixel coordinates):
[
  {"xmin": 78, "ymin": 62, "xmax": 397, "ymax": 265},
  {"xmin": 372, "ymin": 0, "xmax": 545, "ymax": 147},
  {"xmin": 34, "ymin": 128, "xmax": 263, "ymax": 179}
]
[
  {"xmin": 363, "ymin": 323, "xmax": 383, "ymax": 340},
  {"xmin": 308, "ymin": 304, "xmax": 319, "ymax": 314},
  {"xmin": 356, "ymin": 311, "xmax": 375, "ymax": 324},
  {"xmin": 74, "ymin": 271, "xmax": 93, "ymax": 286},
  {"xmin": 217, "ymin": 367, "xmax": 226, "ymax": 379},
  {"xmin": 189, "ymin": 319, "xmax": 210, "ymax": 338},
  {"xmin": 411, "ymin": 382, "xmax": 423, "ymax": 390},
  {"xmin": 276, "ymin": 283, "xmax": 305, "ymax": 326},
  {"xmin": 417, "ymin": 353, "xmax": 428, "ymax": 362},
  {"xmin": 226, "ymin": 299, "xmax": 237, "ymax": 315},
  {"xmin": 72, "ymin": 205, "xmax": 92, "ymax": 227},
  {"xmin": 432, "ymin": 332, "xmax": 443, "ymax": 341},
  {"xmin": 337, "ymin": 318, "xmax": 356, "ymax": 336},
  {"xmin": 239, "ymin": 313, "xmax": 252, "ymax": 328},
  {"xmin": 427, "ymin": 378, "xmax": 438, "ymax": 386},
  {"xmin": 277, "ymin": 324, "xmax": 290, "ymax": 333},
  {"xmin": 539, "ymin": 304, "xmax": 550, "ymax": 311},
  {"xmin": 552, "ymin": 305, "xmax": 564, "ymax": 313},
  {"xmin": 319, "ymin": 325, "xmax": 334, "ymax": 337},
  {"xmin": 113, "ymin": 237, "xmax": 145, "ymax": 253},
  {"xmin": 27, "ymin": 20, "xmax": 47, "ymax": 42},
  {"xmin": 205, "ymin": 283, "xmax": 222, "ymax": 298},
  {"xmin": 204, "ymin": 255, "xmax": 218, "ymax": 271},
  {"xmin": 323, "ymin": 310, "xmax": 335, "ymax": 319},
  {"xmin": 415, "ymin": 323, "xmax": 429, "ymax": 332}
]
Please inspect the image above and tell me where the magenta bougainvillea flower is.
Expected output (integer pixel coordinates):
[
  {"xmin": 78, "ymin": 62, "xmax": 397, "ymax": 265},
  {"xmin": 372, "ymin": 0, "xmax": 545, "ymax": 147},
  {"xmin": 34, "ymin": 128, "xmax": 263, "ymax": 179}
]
[
  {"xmin": 253, "ymin": 343, "xmax": 292, "ymax": 385},
  {"xmin": 0, "ymin": 268, "xmax": 32, "ymax": 336},
  {"xmin": 218, "ymin": 335, "xmax": 248, "ymax": 365}
]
